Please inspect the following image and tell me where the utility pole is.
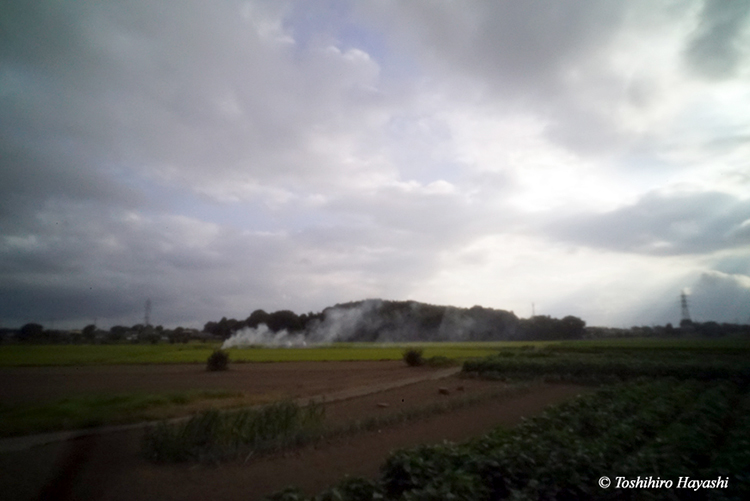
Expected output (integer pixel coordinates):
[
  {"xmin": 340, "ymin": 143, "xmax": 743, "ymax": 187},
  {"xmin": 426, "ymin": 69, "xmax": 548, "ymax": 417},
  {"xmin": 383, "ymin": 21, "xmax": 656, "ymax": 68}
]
[{"xmin": 532, "ymin": 302, "xmax": 535, "ymax": 318}]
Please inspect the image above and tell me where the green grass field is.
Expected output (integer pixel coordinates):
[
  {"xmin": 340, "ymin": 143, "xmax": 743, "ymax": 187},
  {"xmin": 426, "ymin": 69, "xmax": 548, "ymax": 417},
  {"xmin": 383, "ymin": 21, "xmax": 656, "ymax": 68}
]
[
  {"xmin": 0, "ymin": 341, "xmax": 538, "ymax": 366},
  {"xmin": 1, "ymin": 337, "xmax": 748, "ymax": 366},
  {"xmin": 0, "ymin": 390, "xmax": 245, "ymax": 437}
]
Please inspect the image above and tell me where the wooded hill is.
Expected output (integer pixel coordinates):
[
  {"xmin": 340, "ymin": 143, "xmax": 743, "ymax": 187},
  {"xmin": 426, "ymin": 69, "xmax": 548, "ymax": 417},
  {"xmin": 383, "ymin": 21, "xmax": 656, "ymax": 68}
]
[{"xmin": 204, "ymin": 299, "xmax": 587, "ymax": 342}]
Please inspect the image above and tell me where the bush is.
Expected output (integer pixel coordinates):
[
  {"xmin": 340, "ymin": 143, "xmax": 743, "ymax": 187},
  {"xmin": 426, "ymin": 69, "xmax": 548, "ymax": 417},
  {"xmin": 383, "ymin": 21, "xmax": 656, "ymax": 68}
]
[
  {"xmin": 207, "ymin": 349, "xmax": 229, "ymax": 371},
  {"xmin": 403, "ymin": 348, "xmax": 424, "ymax": 367}
]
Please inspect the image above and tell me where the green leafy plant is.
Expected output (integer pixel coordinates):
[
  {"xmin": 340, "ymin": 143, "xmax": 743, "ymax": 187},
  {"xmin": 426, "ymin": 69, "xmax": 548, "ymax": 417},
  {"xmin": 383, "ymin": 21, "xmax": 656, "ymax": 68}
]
[{"xmin": 268, "ymin": 378, "xmax": 750, "ymax": 500}]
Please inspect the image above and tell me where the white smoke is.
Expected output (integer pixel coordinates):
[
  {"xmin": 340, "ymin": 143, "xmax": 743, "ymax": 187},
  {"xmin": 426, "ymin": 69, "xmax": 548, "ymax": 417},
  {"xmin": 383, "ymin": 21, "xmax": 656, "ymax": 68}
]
[
  {"xmin": 306, "ymin": 299, "xmax": 382, "ymax": 342},
  {"xmin": 220, "ymin": 298, "xmax": 522, "ymax": 348},
  {"xmin": 221, "ymin": 324, "xmax": 308, "ymax": 348},
  {"xmin": 220, "ymin": 300, "xmax": 382, "ymax": 348}
]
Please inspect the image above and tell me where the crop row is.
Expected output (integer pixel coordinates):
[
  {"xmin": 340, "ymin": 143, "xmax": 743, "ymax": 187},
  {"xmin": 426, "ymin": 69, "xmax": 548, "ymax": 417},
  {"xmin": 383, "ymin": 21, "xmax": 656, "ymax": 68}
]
[
  {"xmin": 462, "ymin": 350, "xmax": 750, "ymax": 383},
  {"xmin": 267, "ymin": 379, "xmax": 748, "ymax": 500}
]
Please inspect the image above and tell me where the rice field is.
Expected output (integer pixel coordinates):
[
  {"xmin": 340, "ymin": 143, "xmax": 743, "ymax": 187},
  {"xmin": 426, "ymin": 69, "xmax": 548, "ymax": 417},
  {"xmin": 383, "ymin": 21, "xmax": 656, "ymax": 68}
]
[{"xmin": 0, "ymin": 337, "xmax": 748, "ymax": 366}]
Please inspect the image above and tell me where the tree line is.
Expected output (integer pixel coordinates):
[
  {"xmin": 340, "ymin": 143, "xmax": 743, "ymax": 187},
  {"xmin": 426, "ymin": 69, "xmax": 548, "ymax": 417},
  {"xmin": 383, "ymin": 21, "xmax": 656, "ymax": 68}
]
[
  {"xmin": 5, "ymin": 299, "xmax": 747, "ymax": 344},
  {"xmin": 203, "ymin": 300, "xmax": 589, "ymax": 342}
]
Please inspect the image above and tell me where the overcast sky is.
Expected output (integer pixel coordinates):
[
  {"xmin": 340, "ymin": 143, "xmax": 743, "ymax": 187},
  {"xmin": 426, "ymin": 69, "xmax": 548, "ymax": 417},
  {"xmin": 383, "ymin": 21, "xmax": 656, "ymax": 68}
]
[{"xmin": 2, "ymin": 0, "xmax": 750, "ymax": 329}]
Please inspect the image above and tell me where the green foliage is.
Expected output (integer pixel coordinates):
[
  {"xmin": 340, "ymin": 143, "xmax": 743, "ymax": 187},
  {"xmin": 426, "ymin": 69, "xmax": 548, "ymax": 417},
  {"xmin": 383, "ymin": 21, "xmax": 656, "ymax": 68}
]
[
  {"xmin": 463, "ymin": 347, "xmax": 750, "ymax": 383},
  {"xmin": 403, "ymin": 348, "xmax": 424, "ymax": 367},
  {"xmin": 143, "ymin": 400, "xmax": 325, "ymax": 462},
  {"xmin": 314, "ymin": 477, "xmax": 383, "ymax": 501},
  {"xmin": 423, "ymin": 355, "xmax": 456, "ymax": 367},
  {"xmin": 2, "ymin": 338, "xmax": 748, "ymax": 367},
  {"xmin": 517, "ymin": 314, "xmax": 586, "ymax": 340},
  {"xmin": 708, "ymin": 394, "xmax": 750, "ymax": 499},
  {"xmin": 0, "ymin": 390, "xmax": 241, "ymax": 437},
  {"xmin": 206, "ymin": 349, "xmax": 229, "ymax": 371},
  {"xmin": 269, "ymin": 379, "xmax": 750, "ymax": 500}
]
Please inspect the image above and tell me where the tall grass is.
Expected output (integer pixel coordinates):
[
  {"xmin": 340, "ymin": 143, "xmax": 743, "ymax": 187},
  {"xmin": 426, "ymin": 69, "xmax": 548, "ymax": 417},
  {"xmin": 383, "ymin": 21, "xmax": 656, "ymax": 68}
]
[
  {"xmin": 143, "ymin": 400, "xmax": 325, "ymax": 462},
  {"xmin": 143, "ymin": 385, "xmax": 530, "ymax": 464}
]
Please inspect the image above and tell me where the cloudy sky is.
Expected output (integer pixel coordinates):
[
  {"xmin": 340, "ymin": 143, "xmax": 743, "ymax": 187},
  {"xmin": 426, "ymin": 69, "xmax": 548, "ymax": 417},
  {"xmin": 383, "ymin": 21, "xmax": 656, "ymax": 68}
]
[{"xmin": 2, "ymin": 0, "xmax": 750, "ymax": 329}]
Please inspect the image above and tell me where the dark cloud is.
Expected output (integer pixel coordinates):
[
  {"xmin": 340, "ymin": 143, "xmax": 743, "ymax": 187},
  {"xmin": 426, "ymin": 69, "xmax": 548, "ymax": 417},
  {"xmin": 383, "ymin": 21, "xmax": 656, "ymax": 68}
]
[
  {"xmin": 684, "ymin": 0, "xmax": 750, "ymax": 79},
  {"xmin": 359, "ymin": 0, "xmax": 639, "ymax": 154},
  {"xmin": 363, "ymin": 0, "xmax": 626, "ymax": 96},
  {"xmin": 547, "ymin": 191, "xmax": 750, "ymax": 255},
  {"xmin": 1, "ymin": 1, "xmax": 748, "ymax": 329},
  {"xmin": 689, "ymin": 271, "xmax": 750, "ymax": 323}
]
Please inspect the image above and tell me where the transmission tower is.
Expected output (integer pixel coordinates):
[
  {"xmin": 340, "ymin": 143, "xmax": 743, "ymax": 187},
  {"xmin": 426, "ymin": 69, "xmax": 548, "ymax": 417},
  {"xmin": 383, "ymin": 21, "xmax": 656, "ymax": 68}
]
[
  {"xmin": 680, "ymin": 292, "xmax": 691, "ymax": 323},
  {"xmin": 144, "ymin": 299, "xmax": 152, "ymax": 327}
]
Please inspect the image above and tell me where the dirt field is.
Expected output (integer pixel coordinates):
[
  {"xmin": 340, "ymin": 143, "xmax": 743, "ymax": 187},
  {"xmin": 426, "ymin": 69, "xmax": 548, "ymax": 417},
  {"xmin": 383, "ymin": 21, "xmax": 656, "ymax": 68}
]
[
  {"xmin": 0, "ymin": 362, "xmax": 587, "ymax": 500},
  {"xmin": 0, "ymin": 361, "xmax": 440, "ymax": 405}
]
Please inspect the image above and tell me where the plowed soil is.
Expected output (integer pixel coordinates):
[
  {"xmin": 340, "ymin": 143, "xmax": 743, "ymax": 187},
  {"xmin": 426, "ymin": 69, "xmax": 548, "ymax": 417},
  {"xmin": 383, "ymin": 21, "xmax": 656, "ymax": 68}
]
[
  {"xmin": 0, "ymin": 361, "xmax": 440, "ymax": 404},
  {"xmin": 0, "ymin": 362, "xmax": 588, "ymax": 500}
]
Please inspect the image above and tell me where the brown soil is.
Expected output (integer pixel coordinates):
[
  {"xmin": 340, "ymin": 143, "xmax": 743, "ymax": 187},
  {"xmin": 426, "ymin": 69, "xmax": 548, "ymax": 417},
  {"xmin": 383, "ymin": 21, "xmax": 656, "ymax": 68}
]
[
  {"xmin": 0, "ymin": 361, "xmax": 441, "ymax": 405},
  {"xmin": 0, "ymin": 370, "xmax": 588, "ymax": 501}
]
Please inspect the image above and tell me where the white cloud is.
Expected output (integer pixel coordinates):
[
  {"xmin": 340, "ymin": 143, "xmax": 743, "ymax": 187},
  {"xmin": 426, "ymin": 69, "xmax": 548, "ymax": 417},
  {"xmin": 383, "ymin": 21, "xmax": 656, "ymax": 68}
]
[{"xmin": 2, "ymin": 0, "xmax": 749, "ymax": 328}]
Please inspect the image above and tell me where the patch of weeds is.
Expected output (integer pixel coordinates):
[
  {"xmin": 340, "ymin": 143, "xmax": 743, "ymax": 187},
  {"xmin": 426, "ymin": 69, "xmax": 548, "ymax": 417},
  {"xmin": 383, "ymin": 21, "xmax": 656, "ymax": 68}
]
[
  {"xmin": 423, "ymin": 355, "xmax": 458, "ymax": 367},
  {"xmin": 143, "ymin": 400, "xmax": 326, "ymax": 462}
]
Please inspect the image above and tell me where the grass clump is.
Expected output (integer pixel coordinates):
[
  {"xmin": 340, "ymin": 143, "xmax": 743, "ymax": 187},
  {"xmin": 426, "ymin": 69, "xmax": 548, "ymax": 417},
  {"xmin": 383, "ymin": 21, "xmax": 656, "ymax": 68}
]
[
  {"xmin": 207, "ymin": 349, "xmax": 229, "ymax": 371},
  {"xmin": 143, "ymin": 400, "xmax": 325, "ymax": 462},
  {"xmin": 402, "ymin": 348, "xmax": 424, "ymax": 367}
]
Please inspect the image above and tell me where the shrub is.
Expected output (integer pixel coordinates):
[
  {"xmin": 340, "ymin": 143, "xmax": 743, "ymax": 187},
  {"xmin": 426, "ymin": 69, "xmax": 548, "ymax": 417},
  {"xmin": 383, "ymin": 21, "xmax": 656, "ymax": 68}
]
[
  {"xmin": 207, "ymin": 349, "xmax": 229, "ymax": 371},
  {"xmin": 403, "ymin": 348, "xmax": 424, "ymax": 367}
]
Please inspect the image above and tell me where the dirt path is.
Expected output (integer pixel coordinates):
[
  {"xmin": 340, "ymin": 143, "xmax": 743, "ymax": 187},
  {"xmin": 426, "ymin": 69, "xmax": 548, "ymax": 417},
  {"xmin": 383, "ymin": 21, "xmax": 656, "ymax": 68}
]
[{"xmin": 0, "ymin": 379, "xmax": 587, "ymax": 501}]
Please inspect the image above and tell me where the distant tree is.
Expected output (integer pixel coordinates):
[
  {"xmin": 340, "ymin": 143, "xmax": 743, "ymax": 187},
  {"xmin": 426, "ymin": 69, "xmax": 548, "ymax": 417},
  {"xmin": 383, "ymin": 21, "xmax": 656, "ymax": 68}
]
[
  {"xmin": 108, "ymin": 325, "xmax": 128, "ymax": 343},
  {"xmin": 266, "ymin": 310, "xmax": 304, "ymax": 332},
  {"xmin": 697, "ymin": 321, "xmax": 722, "ymax": 338},
  {"xmin": 18, "ymin": 323, "xmax": 43, "ymax": 342},
  {"xmin": 168, "ymin": 327, "xmax": 189, "ymax": 344},
  {"xmin": 216, "ymin": 317, "xmax": 240, "ymax": 339},
  {"xmin": 560, "ymin": 316, "xmax": 586, "ymax": 339},
  {"xmin": 82, "ymin": 324, "xmax": 97, "ymax": 342},
  {"xmin": 246, "ymin": 309, "xmax": 270, "ymax": 329}
]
